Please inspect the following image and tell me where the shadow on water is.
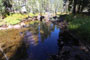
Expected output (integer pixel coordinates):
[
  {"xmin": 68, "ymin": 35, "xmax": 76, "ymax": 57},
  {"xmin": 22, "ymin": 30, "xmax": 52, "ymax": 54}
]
[
  {"xmin": 9, "ymin": 38, "xmax": 28, "ymax": 60},
  {"xmin": 49, "ymin": 31, "xmax": 90, "ymax": 60}
]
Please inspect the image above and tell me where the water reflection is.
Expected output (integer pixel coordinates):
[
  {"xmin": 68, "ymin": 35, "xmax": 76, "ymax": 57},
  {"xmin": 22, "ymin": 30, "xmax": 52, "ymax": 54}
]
[
  {"xmin": 26, "ymin": 22, "xmax": 60, "ymax": 60},
  {"xmin": 39, "ymin": 23, "xmax": 55, "ymax": 43},
  {"xmin": 2, "ymin": 22, "xmax": 90, "ymax": 60},
  {"xmin": 2, "ymin": 21, "xmax": 90, "ymax": 60},
  {"xmin": 9, "ymin": 22, "xmax": 60, "ymax": 60},
  {"xmin": 25, "ymin": 22, "xmax": 56, "ymax": 46}
]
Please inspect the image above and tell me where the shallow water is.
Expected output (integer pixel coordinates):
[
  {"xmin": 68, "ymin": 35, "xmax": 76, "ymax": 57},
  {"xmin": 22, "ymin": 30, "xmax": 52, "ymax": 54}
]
[
  {"xmin": 26, "ymin": 23, "xmax": 60, "ymax": 60},
  {"xmin": 9, "ymin": 22, "xmax": 60, "ymax": 60},
  {"xmin": 1, "ymin": 22, "xmax": 90, "ymax": 60}
]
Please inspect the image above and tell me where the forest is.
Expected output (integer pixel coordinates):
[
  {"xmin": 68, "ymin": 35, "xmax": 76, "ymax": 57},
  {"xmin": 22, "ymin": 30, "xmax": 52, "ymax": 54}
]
[
  {"xmin": 0, "ymin": 0, "xmax": 90, "ymax": 15},
  {"xmin": 0, "ymin": 0, "xmax": 90, "ymax": 60}
]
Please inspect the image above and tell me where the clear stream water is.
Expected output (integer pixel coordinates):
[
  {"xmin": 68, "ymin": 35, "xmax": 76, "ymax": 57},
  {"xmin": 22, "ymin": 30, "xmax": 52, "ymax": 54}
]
[
  {"xmin": 9, "ymin": 22, "xmax": 90, "ymax": 60},
  {"xmin": 25, "ymin": 23, "xmax": 60, "ymax": 60},
  {"xmin": 10, "ymin": 22, "xmax": 60, "ymax": 60}
]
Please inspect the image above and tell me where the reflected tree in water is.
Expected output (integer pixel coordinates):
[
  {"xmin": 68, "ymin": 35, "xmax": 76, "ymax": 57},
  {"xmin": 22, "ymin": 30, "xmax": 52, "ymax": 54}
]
[
  {"xmin": 24, "ymin": 22, "xmax": 55, "ymax": 45},
  {"xmin": 40, "ymin": 23, "xmax": 55, "ymax": 42}
]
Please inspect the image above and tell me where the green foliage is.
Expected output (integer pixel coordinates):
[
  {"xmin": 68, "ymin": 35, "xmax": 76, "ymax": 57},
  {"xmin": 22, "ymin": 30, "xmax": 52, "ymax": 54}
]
[
  {"xmin": 28, "ymin": 13, "xmax": 35, "ymax": 17},
  {"xmin": 0, "ymin": 0, "xmax": 65, "ymax": 15},
  {"xmin": 4, "ymin": 14, "xmax": 28, "ymax": 25},
  {"xmin": 0, "ymin": 13, "xmax": 39, "ymax": 26},
  {"xmin": 0, "ymin": 0, "xmax": 5, "ymax": 15},
  {"xmin": 11, "ymin": 0, "xmax": 64, "ymax": 13},
  {"xmin": 0, "ymin": 22, "xmax": 6, "ymax": 26},
  {"xmin": 65, "ymin": 14, "xmax": 90, "ymax": 41},
  {"xmin": 68, "ymin": 0, "xmax": 90, "ymax": 13}
]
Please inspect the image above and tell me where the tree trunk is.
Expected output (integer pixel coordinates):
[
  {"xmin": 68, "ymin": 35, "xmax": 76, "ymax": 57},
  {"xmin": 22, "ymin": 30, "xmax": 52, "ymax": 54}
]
[
  {"xmin": 77, "ymin": 4, "xmax": 80, "ymax": 13},
  {"xmin": 72, "ymin": 0, "xmax": 77, "ymax": 14}
]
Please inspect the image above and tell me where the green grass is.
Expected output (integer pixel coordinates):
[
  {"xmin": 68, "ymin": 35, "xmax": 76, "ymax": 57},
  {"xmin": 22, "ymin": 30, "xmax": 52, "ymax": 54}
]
[
  {"xmin": 65, "ymin": 14, "xmax": 90, "ymax": 42},
  {"xmin": 0, "ymin": 13, "xmax": 40, "ymax": 26},
  {"xmin": 0, "ymin": 14, "xmax": 29, "ymax": 25},
  {"xmin": 4, "ymin": 14, "xmax": 28, "ymax": 25}
]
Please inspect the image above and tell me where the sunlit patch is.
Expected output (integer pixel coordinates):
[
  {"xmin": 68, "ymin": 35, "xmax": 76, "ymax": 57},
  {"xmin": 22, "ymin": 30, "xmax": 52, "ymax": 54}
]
[{"xmin": 0, "ymin": 28, "xmax": 29, "ymax": 60}]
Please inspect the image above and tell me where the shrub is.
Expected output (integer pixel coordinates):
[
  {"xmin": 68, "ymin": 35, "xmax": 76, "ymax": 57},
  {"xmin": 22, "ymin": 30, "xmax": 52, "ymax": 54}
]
[{"xmin": 65, "ymin": 14, "xmax": 90, "ymax": 41}]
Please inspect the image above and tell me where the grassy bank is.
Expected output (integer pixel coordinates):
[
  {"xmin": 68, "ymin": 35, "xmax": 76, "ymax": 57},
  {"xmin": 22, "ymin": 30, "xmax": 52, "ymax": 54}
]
[
  {"xmin": 65, "ymin": 14, "xmax": 90, "ymax": 42},
  {"xmin": 0, "ymin": 14, "xmax": 28, "ymax": 26},
  {"xmin": 0, "ymin": 13, "xmax": 39, "ymax": 26}
]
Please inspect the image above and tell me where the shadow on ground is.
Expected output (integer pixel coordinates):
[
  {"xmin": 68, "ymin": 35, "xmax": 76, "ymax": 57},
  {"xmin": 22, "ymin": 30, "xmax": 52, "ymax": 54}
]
[{"xmin": 49, "ymin": 31, "xmax": 90, "ymax": 60}]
